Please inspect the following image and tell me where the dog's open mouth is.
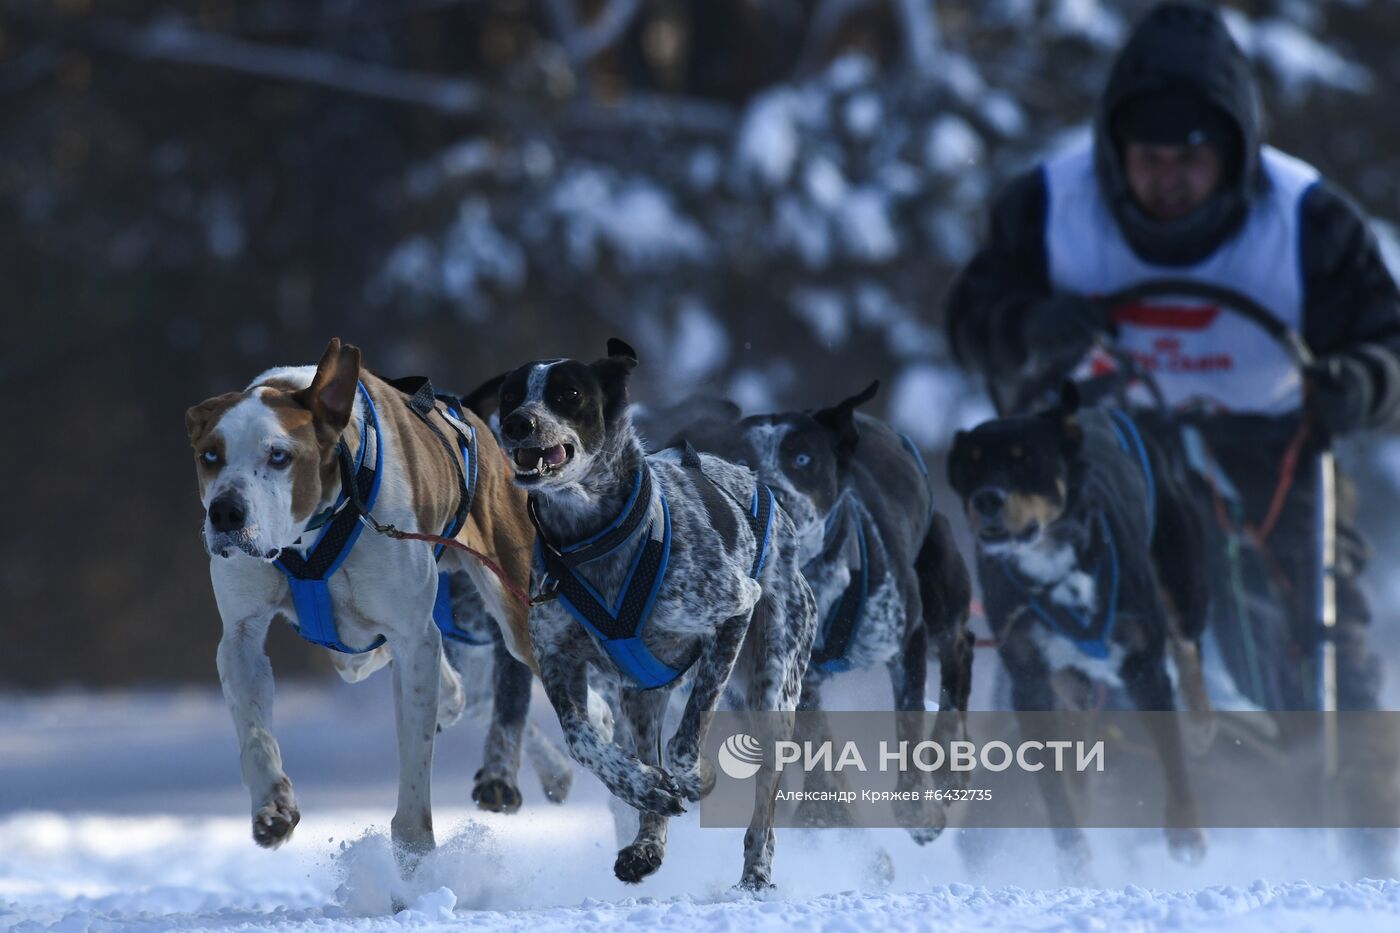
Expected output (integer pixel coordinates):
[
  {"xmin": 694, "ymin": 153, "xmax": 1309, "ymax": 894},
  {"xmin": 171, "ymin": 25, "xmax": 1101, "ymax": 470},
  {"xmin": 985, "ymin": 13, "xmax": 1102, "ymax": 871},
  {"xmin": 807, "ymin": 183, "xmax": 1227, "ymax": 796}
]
[{"xmin": 512, "ymin": 444, "xmax": 575, "ymax": 478}]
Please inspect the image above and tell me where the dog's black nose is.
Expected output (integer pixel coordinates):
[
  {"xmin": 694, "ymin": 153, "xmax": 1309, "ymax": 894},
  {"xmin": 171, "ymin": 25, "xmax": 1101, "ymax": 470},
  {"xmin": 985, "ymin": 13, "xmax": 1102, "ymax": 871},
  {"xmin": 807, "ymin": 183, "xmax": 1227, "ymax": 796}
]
[
  {"xmin": 971, "ymin": 487, "xmax": 1006, "ymax": 518},
  {"xmin": 208, "ymin": 495, "xmax": 247, "ymax": 533},
  {"xmin": 501, "ymin": 412, "xmax": 537, "ymax": 442}
]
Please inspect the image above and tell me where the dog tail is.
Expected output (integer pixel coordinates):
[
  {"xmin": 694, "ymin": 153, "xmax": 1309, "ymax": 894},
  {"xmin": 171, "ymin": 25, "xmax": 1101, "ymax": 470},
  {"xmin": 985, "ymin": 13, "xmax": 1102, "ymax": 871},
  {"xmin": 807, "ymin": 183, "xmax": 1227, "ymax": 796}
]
[{"xmin": 916, "ymin": 513, "xmax": 975, "ymax": 713}]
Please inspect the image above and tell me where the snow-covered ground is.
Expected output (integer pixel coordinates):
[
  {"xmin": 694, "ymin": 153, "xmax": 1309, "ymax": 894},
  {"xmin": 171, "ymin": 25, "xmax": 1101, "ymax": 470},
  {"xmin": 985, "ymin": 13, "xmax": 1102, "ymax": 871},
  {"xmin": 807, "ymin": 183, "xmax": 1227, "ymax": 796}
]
[{"xmin": 4, "ymin": 677, "xmax": 1400, "ymax": 932}]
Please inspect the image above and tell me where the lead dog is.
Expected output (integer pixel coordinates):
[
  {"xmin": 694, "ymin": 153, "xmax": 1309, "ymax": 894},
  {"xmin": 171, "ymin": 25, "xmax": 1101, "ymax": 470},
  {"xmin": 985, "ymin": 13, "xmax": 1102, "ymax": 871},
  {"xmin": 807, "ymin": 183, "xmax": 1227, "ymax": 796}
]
[
  {"xmin": 185, "ymin": 338, "xmax": 544, "ymax": 857},
  {"xmin": 487, "ymin": 339, "xmax": 817, "ymax": 889},
  {"xmin": 676, "ymin": 382, "xmax": 974, "ymax": 843},
  {"xmin": 947, "ymin": 382, "xmax": 1214, "ymax": 875}
]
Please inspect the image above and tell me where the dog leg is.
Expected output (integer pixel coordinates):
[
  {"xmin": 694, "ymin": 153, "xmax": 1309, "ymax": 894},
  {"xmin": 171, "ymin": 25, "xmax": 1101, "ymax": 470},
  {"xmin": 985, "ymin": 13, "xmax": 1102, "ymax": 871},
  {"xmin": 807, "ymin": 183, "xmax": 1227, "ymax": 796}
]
[
  {"xmin": 436, "ymin": 651, "xmax": 466, "ymax": 733},
  {"xmin": 664, "ymin": 613, "xmax": 750, "ymax": 802},
  {"xmin": 328, "ymin": 644, "xmax": 394, "ymax": 684},
  {"xmin": 1001, "ymin": 625, "xmax": 1093, "ymax": 884},
  {"xmin": 523, "ymin": 721, "xmax": 575, "ymax": 804},
  {"xmin": 888, "ymin": 624, "xmax": 948, "ymax": 844},
  {"xmin": 216, "ymin": 612, "xmax": 301, "ymax": 849},
  {"xmin": 615, "ymin": 689, "xmax": 672, "ymax": 884},
  {"xmin": 1121, "ymin": 647, "xmax": 1207, "ymax": 865},
  {"xmin": 1159, "ymin": 586, "xmax": 1217, "ymax": 757},
  {"xmin": 917, "ymin": 517, "xmax": 976, "ymax": 803},
  {"xmin": 388, "ymin": 625, "xmax": 442, "ymax": 862},
  {"xmin": 473, "ymin": 629, "xmax": 531, "ymax": 813},
  {"xmin": 791, "ymin": 674, "xmax": 855, "ymax": 828},
  {"xmin": 1151, "ymin": 472, "xmax": 1216, "ymax": 755},
  {"xmin": 538, "ymin": 654, "xmax": 685, "ymax": 816},
  {"xmin": 739, "ymin": 550, "xmax": 817, "ymax": 891},
  {"xmin": 918, "ymin": 514, "xmax": 976, "ymax": 721}
]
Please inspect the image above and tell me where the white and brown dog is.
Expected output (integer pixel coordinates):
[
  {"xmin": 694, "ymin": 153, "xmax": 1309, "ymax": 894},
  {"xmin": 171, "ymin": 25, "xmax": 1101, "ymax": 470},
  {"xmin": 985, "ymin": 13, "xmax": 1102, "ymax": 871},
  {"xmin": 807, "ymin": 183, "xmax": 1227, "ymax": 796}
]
[{"xmin": 185, "ymin": 338, "xmax": 543, "ymax": 858}]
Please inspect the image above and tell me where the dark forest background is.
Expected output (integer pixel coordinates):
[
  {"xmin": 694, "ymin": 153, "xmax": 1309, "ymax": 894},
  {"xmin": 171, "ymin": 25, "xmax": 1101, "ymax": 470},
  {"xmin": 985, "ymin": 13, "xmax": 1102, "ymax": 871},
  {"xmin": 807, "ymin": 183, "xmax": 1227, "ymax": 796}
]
[{"xmin": 3, "ymin": 0, "xmax": 1398, "ymax": 688}]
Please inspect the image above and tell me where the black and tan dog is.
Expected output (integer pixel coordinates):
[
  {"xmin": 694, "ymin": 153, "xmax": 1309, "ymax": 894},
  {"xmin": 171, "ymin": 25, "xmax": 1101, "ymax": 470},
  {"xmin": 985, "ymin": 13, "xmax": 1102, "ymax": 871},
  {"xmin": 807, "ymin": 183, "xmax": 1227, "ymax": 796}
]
[
  {"xmin": 677, "ymin": 383, "xmax": 975, "ymax": 843},
  {"xmin": 947, "ymin": 382, "xmax": 1215, "ymax": 873}
]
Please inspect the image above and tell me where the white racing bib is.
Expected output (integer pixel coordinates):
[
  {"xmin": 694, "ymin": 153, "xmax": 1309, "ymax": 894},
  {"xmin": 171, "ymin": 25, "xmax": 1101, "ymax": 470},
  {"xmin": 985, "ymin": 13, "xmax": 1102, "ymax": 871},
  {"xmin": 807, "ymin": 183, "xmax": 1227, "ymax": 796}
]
[{"xmin": 1044, "ymin": 140, "xmax": 1319, "ymax": 414}]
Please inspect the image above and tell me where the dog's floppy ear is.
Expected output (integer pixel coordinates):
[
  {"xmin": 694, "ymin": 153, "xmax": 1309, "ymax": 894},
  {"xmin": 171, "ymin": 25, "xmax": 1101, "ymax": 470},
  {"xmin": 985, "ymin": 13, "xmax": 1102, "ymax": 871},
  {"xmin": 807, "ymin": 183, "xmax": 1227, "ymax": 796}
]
[
  {"xmin": 813, "ymin": 380, "xmax": 880, "ymax": 467},
  {"xmin": 461, "ymin": 371, "xmax": 508, "ymax": 420},
  {"xmin": 606, "ymin": 337, "xmax": 639, "ymax": 364},
  {"xmin": 594, "ymin": 337, "xmax": 639, "ymax": 422},
  {"xmin": 1055, "ymin": 381, "xmax": 1084, "ymax": 452},
  {"xmin": 296, "ymin": 337, "xmax": 362, "ymax": 439},
  {"xmin": 185, "ymin": 392, "xmax": 241, "ymax": 446}
]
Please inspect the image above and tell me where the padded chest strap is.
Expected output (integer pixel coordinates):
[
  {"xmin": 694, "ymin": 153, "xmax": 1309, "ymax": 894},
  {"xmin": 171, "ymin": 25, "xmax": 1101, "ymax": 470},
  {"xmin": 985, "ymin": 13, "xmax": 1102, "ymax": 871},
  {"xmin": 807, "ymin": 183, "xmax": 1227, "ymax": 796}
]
[
  {"xmin": 275, "ymin": 382, "xmax": 387, "ymax": 654},
  {"xmin": 533, "ymin": 467, "xmax": 689, "ymax": 689}
]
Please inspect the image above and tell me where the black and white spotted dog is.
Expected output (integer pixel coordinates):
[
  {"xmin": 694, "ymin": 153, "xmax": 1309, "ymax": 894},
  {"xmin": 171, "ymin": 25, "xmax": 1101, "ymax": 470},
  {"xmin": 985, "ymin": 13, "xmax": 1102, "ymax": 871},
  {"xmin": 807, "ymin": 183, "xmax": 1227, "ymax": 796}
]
[
  {"xmin": 676, "ymin": 382, "xmax": 975, "ymax": 843},
  {"xmin": 487, "ymin": 339, "xmax": 817, "ymax": 890}
]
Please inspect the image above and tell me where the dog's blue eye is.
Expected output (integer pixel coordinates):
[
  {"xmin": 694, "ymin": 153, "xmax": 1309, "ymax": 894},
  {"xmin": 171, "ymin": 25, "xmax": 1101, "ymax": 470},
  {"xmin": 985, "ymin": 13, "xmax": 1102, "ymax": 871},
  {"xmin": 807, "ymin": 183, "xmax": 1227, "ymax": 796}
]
[
  {"xmin": 268, "ymin": 449, "xmax": 291, "ymax": 468},
  {"xmin": 201, "ymin": 450, "xmax": 220, "ymax": 466},
  {"xmin": 794, "ymin": 453, "xmax": 812, "ymax": 468}
]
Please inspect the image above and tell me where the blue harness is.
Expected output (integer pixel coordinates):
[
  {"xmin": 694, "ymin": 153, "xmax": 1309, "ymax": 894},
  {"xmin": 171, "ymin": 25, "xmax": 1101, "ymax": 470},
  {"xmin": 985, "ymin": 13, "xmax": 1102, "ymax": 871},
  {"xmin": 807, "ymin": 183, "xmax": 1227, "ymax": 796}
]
[
  {"xmin": 531, "ymin": 461, "xmax": 776, "ymax": 690},
  {"xmin": 997, "ymin": 409, "xmax": 1155, "ymax": 660},
  {"xmin": 809, "ymin": 432, "xmax": 930, "ymax": 674},
  {"xmin": 275, "ymin": 381, "xmax": 480, "ymax": 653}
]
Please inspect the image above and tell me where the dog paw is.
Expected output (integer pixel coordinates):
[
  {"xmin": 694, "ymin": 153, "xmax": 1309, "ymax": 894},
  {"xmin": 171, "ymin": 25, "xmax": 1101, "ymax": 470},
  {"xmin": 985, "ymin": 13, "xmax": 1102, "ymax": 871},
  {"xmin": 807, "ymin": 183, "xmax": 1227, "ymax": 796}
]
[
  {"xmin": 614, "ymin": 842, "xmax": 665, "ymax": 883},
  {"xmin": 792, "ymin": 796, "xmax": 853, "ymax": 828},
  {"xmin": 672, "ymin": 756, "xmax": 716, "ymax": 802},
  {"xmin": 735, "ymin": 871, "xmax": 775, "ymax": 892},
  {"xmin": 905, "ymin": 823, "xmax": 947, "ymax": 847},
  {"xmin": 1166, "ymin": 825, "xmax": 1208, "ymax": 865},
  {"xmin": 627, "ymin": 764, "xmax": 686, "ymax": 816},
  {"xmin": 863, "ymin": 847, "xmax": 896, "ymax": 889},
  {"xmin": 539, "ymin": 767, "xmax": 573, "ymax": 804},
  {"xmin": 252, "ymin": 799, "xmax": 300, "ymax": 848},
  {"xmin": 472, "ymin": 776, "xmax": 523, "ymax": 814},
  {"xmin": 613, "ymin": 762, "xmax": 683, "ymax": 812},
  {"xmin": 893, "ymin": 794, "xmax": 947, "ymax": 845}
]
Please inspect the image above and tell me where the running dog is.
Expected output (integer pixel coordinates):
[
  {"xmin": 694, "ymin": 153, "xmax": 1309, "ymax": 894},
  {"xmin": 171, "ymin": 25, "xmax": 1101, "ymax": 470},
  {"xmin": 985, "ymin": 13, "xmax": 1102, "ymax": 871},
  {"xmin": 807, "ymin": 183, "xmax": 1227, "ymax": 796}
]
[
  {"xmin": 947, "ymin": 382, "xmax": 1214, "ymax": 875},
  {"xmin": 185, "ymin": 338, "xmax": 550, "ymax": 857},
  {"xmin": 488, "ymin": 339, "xmax": 817, "ymax": 890},
  {"xmin": 676, "ymin": 383, "xmax": 974, "ymax": 843}
]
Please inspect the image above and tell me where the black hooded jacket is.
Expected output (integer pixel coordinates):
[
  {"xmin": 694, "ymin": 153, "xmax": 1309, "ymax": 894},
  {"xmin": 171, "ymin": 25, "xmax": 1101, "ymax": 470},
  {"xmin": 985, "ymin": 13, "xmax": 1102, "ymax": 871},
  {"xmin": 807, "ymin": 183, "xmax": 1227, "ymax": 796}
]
[{"xmin": 944, "ymin": 2, "xmax": 1400, "ymax": 432}]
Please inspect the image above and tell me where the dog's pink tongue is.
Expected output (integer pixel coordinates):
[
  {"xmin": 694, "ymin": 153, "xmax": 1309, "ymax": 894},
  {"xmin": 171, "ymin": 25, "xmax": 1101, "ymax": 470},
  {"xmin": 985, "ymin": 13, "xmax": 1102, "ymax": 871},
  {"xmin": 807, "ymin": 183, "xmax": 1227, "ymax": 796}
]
[{"xmin": 544, "ymin": 444, "xmax": 568, "ymax": 466}]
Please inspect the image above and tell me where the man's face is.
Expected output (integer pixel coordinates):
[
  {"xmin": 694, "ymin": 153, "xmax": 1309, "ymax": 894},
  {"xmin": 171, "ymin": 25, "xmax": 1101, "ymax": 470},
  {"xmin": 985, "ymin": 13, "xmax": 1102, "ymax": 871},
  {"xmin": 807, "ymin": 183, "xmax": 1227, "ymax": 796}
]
[{"xmin": 1123, "ymin": 142, "xmax": 1224, "ymax": 222}]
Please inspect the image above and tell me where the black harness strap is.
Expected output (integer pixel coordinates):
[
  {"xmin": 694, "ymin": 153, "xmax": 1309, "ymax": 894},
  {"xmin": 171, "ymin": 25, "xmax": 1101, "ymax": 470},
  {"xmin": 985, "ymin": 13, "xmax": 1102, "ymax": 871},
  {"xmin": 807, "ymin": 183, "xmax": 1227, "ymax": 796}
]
[
  {"xmin": 390, "ymin": 376, "xmax": 476, "ymax": 548},
  {"xmin": 386, "ymin": 375, "xmax": 486, "ymax": 645},
  {"xmin": 549, "ymin": 468, "xmax": 655, "ymax": 569},
  {"xmin": 807, "ymin": 501, "xmax": 869, "ymax": 674},
  {"xmin": 676, "ymin": 443, "xmax": 773, "ymax": 579},
  {"xmin": 275, "ymin": 382, "xmax": 387, "ymax": 654}
]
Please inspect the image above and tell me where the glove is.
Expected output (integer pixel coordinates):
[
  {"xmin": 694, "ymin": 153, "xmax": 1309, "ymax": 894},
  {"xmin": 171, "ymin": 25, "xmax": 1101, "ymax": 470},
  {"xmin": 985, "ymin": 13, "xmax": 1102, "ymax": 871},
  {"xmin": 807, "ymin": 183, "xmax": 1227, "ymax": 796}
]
[
  {"xmin": 1304, "ymin": 354, "xmax": 1373, "ymax": 439},
  {"xmin": 1021, "ymin": 294, "xmax": 1109, "ymax": 359}
]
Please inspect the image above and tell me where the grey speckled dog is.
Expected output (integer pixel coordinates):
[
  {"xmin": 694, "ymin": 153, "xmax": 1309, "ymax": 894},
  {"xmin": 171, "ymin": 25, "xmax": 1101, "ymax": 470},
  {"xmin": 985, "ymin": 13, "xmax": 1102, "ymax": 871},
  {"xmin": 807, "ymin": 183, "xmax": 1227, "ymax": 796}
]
[
  {"xmin": 677, "ymin": 382, "xmax": 975, "ymax": 843},
  {"xmin": 486, "ymin": 339, "xmax": 817, "ymax": 890}
]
